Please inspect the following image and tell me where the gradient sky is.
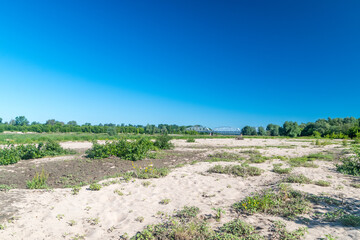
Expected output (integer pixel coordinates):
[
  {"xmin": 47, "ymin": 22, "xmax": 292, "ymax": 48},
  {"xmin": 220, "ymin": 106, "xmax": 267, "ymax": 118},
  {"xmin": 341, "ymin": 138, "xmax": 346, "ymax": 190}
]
[{"xmin": 0, "ymin": 0, "xmax": 359, "ymax": 128}]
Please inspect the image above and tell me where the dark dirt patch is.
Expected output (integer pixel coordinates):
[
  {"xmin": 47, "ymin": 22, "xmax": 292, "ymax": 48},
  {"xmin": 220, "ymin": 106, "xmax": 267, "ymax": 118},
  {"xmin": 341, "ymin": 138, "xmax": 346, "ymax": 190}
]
[{"xmin": 0, "ymin": 150, "xmax": 206, "ymax": 189}]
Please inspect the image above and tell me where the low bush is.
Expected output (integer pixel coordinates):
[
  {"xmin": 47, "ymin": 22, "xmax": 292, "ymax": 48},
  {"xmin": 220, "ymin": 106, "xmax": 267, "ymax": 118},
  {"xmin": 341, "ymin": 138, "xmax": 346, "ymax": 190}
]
[
  {"xmin": 86, "ymin": 138, "xmax": 153, "ymax": 161},
  {"xmin": 207, "ymin": 152, "xmax": 244, "ymax": 162},
  {"xmin": 207, "ymin": 164, "xmax": 263, "ymax": 177},
  {"xmin": 337, "ymin": 146, "xmax": 360, "ymax": 176},
  {"xmin": 154, "ymin": 134, "xmax": 174, "ymax": 150},
  {"xmin": 0, "ymin": 140, "xmax": 74, "ymax": 166},
  {"xmin": 186, "ymin": 138, "xmax": 196, "ymax": 143},
  {"xmin": 131, "ymin": 162, "xmax": 169, "ymax": 179}
]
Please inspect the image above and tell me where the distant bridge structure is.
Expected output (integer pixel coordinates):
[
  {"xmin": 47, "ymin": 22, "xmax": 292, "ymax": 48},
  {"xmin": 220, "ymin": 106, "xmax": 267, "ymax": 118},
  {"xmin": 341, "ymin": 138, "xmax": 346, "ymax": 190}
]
[{"xmin": 212, "ymin": 127, "xmax": 242, "ymax": 135}]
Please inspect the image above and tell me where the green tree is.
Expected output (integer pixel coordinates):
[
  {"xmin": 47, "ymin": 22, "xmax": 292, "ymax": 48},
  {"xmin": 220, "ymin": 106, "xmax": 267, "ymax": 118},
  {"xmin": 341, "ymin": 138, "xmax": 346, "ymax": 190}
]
[
  {"xmin": 241, "ymin": 126, "xmax": 257, "ymax": 135},
  {"xmin": 257, "ymin": 126, "xmax": 267, "ymax": 136},
  {"xmin": 15, "ymin": 116, "xmax": 29, "ymax": 126},
  {"xmin": 266, "ymin": 124, "xmax": 280, "ymax": 136},
  {"xmin": 281, "ymin": 121, "xmax": 301, "ymax": 137},
  {"xmin": 67, "ymin": 121, "xmax": 78, "ymax": 126}
]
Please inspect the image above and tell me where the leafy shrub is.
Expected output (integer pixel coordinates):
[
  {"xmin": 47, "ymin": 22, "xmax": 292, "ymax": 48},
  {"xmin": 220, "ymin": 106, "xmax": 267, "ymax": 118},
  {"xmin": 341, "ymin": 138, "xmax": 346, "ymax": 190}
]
[
  {"xmin": 207, "ymin": 164, "xmax": 263, "ymax": 177},
  {"xmin": 26, "ymin": 168, "xmax": 49, "ymax": 189},
  {"xmin": 186, "ymin": 138, "xmax": 196, "ymax": 143},
  {"xmin": 337, "ymin": 148, "xmax": 360, "ymax": 176},
  {"xmin": 86, "ymin": 138, "xmax": 153, "ymax": 161},
  {"xmin": 154, "ymin": 134, "xmax": 174, "ymax": 150},
  {"xmin": 0, "ymin": 140, "xmax": 73, "ymax": 165},
  {"xmin": 207, "ymin": 152, "xmax": 244, "ymax": 162},
  {"xmin": 176, "ymin": 206, "xmax": 200, "ymax": 220}
]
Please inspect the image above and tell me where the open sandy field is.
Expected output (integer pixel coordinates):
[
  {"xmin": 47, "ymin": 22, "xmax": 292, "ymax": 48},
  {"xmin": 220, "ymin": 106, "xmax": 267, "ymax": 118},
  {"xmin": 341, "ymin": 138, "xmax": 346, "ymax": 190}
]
[{"xmin": 0, "ymin": 138, "xmax": 359, "ymax": 239}]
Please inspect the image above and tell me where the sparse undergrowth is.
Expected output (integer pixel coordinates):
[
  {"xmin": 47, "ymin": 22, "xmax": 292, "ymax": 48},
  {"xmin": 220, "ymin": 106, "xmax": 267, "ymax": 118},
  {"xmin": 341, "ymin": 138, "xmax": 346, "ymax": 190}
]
[
  {"xmin": 337, "ymin": 145, "xmax": 360, "ymax": 176},
  {"xmin": 207, "ymin": 164, "xmax": 263, "ymax": 177},
  {"xmin": 233, "ymin": 184, "xmax": 312, "ymax": 218},
  {"xmin": 131, "ymin": 205, "xmax": 307, "ymax": 240}
]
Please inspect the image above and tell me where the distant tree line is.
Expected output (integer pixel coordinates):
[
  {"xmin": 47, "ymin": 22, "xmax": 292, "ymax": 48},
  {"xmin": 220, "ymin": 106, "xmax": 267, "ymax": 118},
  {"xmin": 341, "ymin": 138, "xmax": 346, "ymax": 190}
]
[
  {"xmin": 241, "ymin": 117, "xmax": 360, "ymax": 139},
  {"xmin": 0, "ymin": 116, "xmax": 198, "ymax": 135},
  {"xmin": 0, "ymin": 116, "xmax": 359, "ymax": 139}
]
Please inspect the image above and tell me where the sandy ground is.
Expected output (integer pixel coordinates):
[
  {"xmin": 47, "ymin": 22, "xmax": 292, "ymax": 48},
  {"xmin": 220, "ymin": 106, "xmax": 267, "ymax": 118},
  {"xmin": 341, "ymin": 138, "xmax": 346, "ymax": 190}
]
[{"xmin": 0, "ymin": 138, "xmax": 359, "ymax": 239}]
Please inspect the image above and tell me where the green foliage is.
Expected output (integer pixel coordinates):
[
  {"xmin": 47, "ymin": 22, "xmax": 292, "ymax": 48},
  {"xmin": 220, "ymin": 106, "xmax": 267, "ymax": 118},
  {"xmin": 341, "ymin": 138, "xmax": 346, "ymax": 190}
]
[
  {"xmin": 271, "ymin": 221, "xmax": 307, "ymax": 240},
  {"xmin": 131, "ymin": 163, "xmax": 170, "ymax": 179},
  {"xmin": 106, "ymin": 127, "xmax": 117, "ymax": 136},
  {"xmin": 176, "ymin": 206, "xmax": 200, "ymax": 220},
  {"xmin": 154, "ymin": 134, "xmax": 174, "ymax": 150},
  {"xmin": 266, "ymin": 124, "xmax": 280, "ymax": 136},
  {"xmin": 257, "ymin": 126, "xmax": 267, "ymax": 136},
  {"xmin": 287, "ymin": 156, "xmax": 319, "ymax": 168},
  {"xmin": 89, "ymin": 183, "xmax": 102, "ymax": 191},
  {"xmin": 314, "ymin": 180, "xmax": 331, "ymax": 187},
  {"xmin": 233, "ymin": 185, "xmax": 311, "ymax": 218},
  {"xmin": 208, "ymin": 152, "xmax": 244, "ymax": 162},
  {"xmin": 86, "ymin": 138, "xmax": 153, "ymax": 161},
  {"xmin": 282, "ymin": 121, "xmax": 301, "ymax": 137},
  {"xmin": 337, "ymin": 146, "xmax": 360, "ymax": 176},
  {"xmin": 241, "ymin": 126, "xmax": 257, "ymax": 136},
  {"xmin": 26, "ymin": 168, "xmax": 49, "ymax": 189},
  {"xmin": 283, "ymin": 174, "xmax": 312, "ymax": 184},
  {"xmin": 207, "ymin": 164, "xmax": 263, "ymax": 177},
  {"xmin": 186, "ymin": 138, "xmax": 196, "ymax": 143},
  {"xmin": 340, "ymin": 214, "xmax": 360, "ymax": 227},
  {"xmin": 273, "ymin": 164, "xmax": 292, "ymax": 174},
  {"xmin": 0, "ymin": 140, "xmax": 73, "ymax": 165}
]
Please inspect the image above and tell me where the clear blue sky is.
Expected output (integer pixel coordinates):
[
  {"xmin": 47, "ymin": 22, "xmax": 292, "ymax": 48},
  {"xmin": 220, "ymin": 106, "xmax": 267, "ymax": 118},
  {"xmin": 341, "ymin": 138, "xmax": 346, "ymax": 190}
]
[{"xmin": 0, "ymin": 0, "xmax": 359, "ymax": 128}]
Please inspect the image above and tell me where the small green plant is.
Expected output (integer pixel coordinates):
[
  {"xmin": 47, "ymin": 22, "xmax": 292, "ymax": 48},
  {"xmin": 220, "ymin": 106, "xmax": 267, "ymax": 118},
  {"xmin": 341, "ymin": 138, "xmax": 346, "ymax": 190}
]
[
  {"xmin": 212, "ymin": 207, "xmax": 225, "ymax": 222},
  {"xmin": 154, "ymin": 134, "xmax": 174, "ymax": 150},
  {"xmin": 271, "ymin": 220, "xmax": 307, "ymax": 239},
  {"xmin": 159, "ymin": 199, "xmax": 171, "ymax": 205},
  {"xmin": 176, "ymin": 206, "xmax": 200, "ymax": 220},
  {"xmin": 26, "ymin": 168, "xmax": 49, "ymax": 189},
  {"xmin": 273, "ymin": 164, "xmax": 292, "ymax": 174},
  {"xmin": 141, "ymin": 181, "xmax": 151, "ymax": 187},
  {"xmin": 323, "ymin": 234, "xmax": 338, "ymax": 240},
  {"xmin": 350, "ymin": 183, "xmax": 360, "ymax": 188},
  {"xmin": 186, "ymin": 138, "xmax": 196, "ymax": 143},
  {"xmin": 67, "ymin": 220, "xmax": 77, "ymax": 226},
  {"xmin": 89, "ymin": 183, "xmax": 102, "ymax": 191},
  {"xmin": 135, "ymin": 216, "xmax": 144, "ymax": 223},
  {"xmin": 56, "ymin": 214, "xmax": 65, "ymax": 220},
  {"xmin": 0, "ymin": 224, "xmax": 6, "ymax": 230},
  {"xmin": 283, "ymin": 174, "xmax": 312, "ymax": 184},
  {"xmin": 87, "ymin": 217, "xmax": 100, "ymax": 225},
  {"xmin": 71, "ymin": 186, "xmax": 81, "ymax": 195},
  {"xmin": 340, "ymin": 214, "xmax": 360, "ymax": 227},
  {"xmin": 315, "ymin": 180, "xmax": 331, "ymax": 187},
  {"xmin": 114, "ymin": 189, "xmax": 124, "ymax": 196}
]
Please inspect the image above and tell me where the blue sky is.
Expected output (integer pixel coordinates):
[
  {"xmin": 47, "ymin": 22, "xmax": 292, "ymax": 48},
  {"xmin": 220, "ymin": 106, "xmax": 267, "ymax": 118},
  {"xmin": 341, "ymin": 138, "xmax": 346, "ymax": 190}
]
[{"xmin": 0, "ymin": 0, "xmax": 359, "ymax": 128}]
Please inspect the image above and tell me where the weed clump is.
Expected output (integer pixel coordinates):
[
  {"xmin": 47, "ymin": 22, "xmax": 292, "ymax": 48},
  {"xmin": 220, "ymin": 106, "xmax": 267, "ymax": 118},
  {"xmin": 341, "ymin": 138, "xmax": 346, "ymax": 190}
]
[
  {"xmin": 273, "ymin": 164, "xmax": 292, "ymax": 174},
  {"xmin": 233, "ymin": 184, "xmax": 311, "ymax": 218},
  {"xmin": 283, "ymin": 174, "xmax": 312, "ymax": 184},
  {"xmin": 336, "ymin": 146, "xmax": 360, "ymax": 176},
  {"xmin": 89, "ymin": 183, "xmax": 102, "ymax": 191},
  {"xmin": 26, "ymin": 168, "xmax": 49, "ymax": 189},
  {"xmin": 207, "ymin": 164, "xmax": 263, "ymax": 177}
]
